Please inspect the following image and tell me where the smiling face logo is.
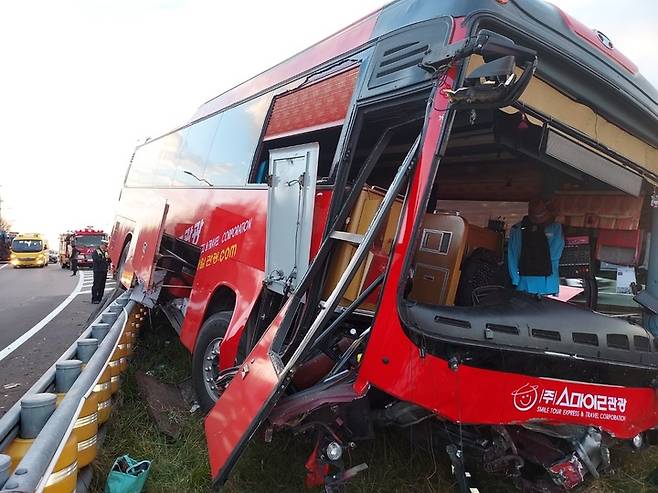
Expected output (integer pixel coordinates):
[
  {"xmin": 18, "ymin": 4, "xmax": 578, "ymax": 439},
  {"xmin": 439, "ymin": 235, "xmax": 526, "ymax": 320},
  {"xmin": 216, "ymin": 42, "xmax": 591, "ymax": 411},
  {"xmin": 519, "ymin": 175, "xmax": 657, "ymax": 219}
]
[{"xmin": 511, "ymin": 383, "xmax": 539, "ymax": 412}]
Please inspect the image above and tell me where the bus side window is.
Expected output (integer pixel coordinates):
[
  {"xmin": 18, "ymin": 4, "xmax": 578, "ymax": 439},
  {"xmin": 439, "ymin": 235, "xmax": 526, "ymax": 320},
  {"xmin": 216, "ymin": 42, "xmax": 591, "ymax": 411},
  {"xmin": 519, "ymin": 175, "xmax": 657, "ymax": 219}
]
[
  {"xmin": 173, "ymin": 114, "xmax": 222, "ymax": 187},
  {"xmin": 204, "ymin": 94, "xmax": 272, "ymax": 187}
]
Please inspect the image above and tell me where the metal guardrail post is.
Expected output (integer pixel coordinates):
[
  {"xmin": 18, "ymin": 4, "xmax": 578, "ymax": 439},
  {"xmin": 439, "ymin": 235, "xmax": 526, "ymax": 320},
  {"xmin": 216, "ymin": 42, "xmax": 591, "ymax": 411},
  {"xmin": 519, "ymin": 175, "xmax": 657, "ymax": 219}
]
[
  {"xmin": 76, "ymin": 340, "xmax": 98, "ymax": 365},
  {"xmin": 0, "ymin": 455, "xmax": 9, "ymax": 488}
]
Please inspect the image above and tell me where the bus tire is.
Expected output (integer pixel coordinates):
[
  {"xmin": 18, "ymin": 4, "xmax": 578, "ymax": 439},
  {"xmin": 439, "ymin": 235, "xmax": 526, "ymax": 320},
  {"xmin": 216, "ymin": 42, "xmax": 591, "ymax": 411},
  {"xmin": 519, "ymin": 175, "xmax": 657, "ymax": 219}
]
[{"xmin": 192, "ymin": 311, "xmax": 232, "ymax": 413}]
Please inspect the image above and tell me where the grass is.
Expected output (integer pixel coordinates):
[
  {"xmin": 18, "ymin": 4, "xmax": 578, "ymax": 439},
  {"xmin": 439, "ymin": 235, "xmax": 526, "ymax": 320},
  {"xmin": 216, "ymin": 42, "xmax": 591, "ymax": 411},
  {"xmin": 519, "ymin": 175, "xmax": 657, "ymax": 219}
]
[{"xmin": 91, "ymin": 318, "xmax": 658, "ymax": 493}]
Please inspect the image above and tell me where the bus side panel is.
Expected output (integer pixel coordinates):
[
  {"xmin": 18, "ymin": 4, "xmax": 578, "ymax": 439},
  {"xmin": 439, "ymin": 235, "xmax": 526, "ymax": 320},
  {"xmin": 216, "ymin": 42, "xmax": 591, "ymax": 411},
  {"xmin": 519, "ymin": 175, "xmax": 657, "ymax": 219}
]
[{"xmin": 176, "ymin": 189, "xmax": 268, "ymax": 352}]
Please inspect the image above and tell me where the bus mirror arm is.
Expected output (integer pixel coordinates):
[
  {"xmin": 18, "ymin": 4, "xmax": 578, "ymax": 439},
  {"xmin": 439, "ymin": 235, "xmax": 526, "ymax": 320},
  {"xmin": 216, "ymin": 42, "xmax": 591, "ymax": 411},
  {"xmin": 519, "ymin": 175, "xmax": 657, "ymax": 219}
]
[
  {"xmin": 421, "ymin": 29, "xmax": 537, "ymax": 110},
  {"xmin": 421, "ymin": 29, "xmax": 536, "ymax": 72}
]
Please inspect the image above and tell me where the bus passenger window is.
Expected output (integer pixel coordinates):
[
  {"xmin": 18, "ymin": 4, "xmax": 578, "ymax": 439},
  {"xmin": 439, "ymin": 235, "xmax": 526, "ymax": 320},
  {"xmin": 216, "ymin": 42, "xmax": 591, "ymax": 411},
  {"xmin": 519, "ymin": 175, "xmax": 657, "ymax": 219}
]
[
  {"xmin": 204, "ymin": 95, "xmax": 271, "ymax": 187},
  {"xmin": 125, "ymin": 139, "xmax": 165, "ymax": 187},
  {"xmin": 173, "ymin": 114, "xmax": 222, "ymax": 187},
  {"xmin": 157, "ymin": 131, "xmax": 184, "ymax": 187}
]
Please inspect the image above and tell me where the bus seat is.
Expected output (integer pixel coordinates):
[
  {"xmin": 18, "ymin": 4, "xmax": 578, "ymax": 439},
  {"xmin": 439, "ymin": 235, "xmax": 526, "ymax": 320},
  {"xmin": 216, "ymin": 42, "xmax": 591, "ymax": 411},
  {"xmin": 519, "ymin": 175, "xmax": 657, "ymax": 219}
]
[{"xmin": 408, "ymin": 212, "xmax": 502, "ymax": 307}]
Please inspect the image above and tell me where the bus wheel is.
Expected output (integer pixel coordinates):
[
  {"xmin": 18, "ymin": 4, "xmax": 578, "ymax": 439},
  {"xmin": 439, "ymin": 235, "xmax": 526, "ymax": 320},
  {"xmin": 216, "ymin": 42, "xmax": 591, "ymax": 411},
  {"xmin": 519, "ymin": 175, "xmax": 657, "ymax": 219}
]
[{"xmin": 192, "ymin": 311, "xmax": 233, "ymax": 413}]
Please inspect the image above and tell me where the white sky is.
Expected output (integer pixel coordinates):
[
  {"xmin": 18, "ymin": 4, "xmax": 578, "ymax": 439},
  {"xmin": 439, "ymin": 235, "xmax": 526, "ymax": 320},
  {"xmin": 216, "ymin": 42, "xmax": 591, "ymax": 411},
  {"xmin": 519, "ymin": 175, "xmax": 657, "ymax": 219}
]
[{"xmin": 0, "ymin": 0, "xmax": 656, "ymax": 247}]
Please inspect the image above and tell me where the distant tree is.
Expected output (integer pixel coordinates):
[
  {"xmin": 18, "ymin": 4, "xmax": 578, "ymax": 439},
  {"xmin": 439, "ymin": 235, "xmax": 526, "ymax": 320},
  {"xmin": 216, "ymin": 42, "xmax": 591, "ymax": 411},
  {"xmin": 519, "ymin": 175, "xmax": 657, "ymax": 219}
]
[{"xmin": 0, "ymin": 217, "xmax": 11, "ymax": 231}]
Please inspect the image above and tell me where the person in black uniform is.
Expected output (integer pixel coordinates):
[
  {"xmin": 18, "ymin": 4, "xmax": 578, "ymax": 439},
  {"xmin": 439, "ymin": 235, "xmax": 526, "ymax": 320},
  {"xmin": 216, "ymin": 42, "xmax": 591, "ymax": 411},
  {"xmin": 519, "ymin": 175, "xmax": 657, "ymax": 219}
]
[
  {"xmin": 91, "ymin": 240, "xmax": 111, "ymax": 304},
  {"xmin": 70, "ymin": 241, "xmax": 79, "ymax": 276}
]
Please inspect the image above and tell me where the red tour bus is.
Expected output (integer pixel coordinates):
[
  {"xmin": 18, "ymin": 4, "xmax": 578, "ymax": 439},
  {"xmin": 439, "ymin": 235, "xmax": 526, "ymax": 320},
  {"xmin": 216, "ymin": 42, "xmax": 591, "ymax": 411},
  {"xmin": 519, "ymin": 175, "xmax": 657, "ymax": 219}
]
[{"xmin": 110, "ymin": 0, "xmax": 658, "ymax": 490}]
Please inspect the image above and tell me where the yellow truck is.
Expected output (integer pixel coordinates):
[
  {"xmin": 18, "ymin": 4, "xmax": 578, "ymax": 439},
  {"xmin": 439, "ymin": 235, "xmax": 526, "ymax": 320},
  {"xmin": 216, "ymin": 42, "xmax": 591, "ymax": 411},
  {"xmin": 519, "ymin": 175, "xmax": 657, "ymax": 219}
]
[{"xmin": 10, "ymin": 233, "xmax": 49, "ymax": 268}]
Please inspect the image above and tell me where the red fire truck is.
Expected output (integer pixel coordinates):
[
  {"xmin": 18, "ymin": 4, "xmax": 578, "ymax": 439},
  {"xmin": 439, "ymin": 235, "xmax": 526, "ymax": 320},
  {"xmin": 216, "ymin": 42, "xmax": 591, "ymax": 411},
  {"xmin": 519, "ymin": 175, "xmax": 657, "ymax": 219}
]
[
  {"xmin": 59, "ymin": 228, "xmax": 107, "ymax": 269},
  {"xmin": 110, "ymin": 1, "xmax": 658, "ymax": 490}
]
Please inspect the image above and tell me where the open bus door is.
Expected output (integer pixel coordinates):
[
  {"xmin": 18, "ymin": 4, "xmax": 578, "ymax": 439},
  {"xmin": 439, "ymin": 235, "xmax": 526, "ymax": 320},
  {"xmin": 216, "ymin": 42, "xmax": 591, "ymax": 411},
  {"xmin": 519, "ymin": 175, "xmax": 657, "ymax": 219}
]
[
  {"xmin": 124, "ymin": 197, "xmax": 169, "ymax": 291},
  {"xmin": 204, "ymin": 30, "xmax": 537, "ymax": 488}
]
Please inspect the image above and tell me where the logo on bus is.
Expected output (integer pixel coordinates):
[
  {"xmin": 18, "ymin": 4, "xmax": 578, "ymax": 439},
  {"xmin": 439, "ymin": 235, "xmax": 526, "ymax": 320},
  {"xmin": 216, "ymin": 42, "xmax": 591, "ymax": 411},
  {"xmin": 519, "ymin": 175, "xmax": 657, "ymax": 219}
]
[
  {"xmin": 511, "ymin": 382, "xmax": 629, "ymax": 422},
  {"xmin": 511, "ymin": 383, "xmax": 539, "ymax": 411}
]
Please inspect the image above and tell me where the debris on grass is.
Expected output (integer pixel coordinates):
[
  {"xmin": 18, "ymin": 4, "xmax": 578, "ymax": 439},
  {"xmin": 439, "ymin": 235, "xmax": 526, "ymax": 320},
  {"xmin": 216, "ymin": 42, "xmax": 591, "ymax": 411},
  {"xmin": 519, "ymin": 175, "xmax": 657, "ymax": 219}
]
[{"xmin": 134, "ymin": 371, "xmax": 188, "ymax": 440}]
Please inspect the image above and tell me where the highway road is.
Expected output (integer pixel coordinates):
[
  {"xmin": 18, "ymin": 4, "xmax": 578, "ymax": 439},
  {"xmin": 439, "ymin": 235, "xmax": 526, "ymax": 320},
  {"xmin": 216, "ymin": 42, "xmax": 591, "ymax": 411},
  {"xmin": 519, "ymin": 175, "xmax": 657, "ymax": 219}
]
[{"xmin": 0, "ymin": 263, "xmax": 117, "ymax": 416}]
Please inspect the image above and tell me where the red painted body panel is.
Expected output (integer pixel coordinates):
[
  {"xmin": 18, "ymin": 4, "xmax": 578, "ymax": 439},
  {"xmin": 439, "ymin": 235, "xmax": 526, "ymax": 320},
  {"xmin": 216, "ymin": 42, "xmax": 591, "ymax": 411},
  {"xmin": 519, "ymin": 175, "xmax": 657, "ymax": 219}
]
[{"xmin": 554, "ymin": 5, "xmax": 638, "ymax": 74}]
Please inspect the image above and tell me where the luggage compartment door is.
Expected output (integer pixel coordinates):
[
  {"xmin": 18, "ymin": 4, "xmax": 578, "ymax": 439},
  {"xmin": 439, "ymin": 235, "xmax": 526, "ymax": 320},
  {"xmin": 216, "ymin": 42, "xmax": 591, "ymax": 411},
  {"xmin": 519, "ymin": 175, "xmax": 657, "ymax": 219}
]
[{"xmin": 264, "ymin": 143, "xmax": 319, "ymax": 294}]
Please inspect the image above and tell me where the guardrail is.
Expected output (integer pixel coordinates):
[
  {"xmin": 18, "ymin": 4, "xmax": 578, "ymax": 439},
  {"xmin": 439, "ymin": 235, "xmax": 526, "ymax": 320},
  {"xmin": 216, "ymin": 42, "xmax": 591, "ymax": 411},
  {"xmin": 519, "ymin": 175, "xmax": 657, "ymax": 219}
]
[{"xmin": 0, "ymin": 290, "xmax": 146, "ymax": 492}]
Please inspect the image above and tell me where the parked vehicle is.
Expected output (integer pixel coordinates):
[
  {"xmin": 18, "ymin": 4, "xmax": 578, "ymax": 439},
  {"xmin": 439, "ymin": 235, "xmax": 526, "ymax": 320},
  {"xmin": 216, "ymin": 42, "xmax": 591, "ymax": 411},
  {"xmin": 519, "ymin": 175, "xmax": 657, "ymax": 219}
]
[
  {"xmin": 48, "ymin": 250, "xmax": 58, "ymax": 264},
  {"xmin": 0, "ymin": 231, "xmax": 18, "ymax": 262},
  {"xmin": 59, "ymin": 228, "xmax": 107, "ymax": 269},
  {"xmin": 11, "ymin": 233, "xmax": 49, "ymax": 268},
  {"xmin": 109, "ymin": 1, "xmax": 658, "ymax": 490}
]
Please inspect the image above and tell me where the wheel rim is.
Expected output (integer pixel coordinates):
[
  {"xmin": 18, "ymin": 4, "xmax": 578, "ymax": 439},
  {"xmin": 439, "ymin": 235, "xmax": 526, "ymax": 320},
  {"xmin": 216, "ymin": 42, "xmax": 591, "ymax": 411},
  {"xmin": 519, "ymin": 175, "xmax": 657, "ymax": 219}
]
[{"xmin": 202, "ymin": 337, "xmax": 223, "ymax": 402}]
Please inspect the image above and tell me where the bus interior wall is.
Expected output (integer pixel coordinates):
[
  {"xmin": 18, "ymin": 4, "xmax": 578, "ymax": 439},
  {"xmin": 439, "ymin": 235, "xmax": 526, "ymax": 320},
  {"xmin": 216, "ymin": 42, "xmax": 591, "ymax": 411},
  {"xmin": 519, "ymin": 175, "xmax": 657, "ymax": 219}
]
[{"xmin": 405, "ymin": 108, "xmax": 649, "ymax": 315}]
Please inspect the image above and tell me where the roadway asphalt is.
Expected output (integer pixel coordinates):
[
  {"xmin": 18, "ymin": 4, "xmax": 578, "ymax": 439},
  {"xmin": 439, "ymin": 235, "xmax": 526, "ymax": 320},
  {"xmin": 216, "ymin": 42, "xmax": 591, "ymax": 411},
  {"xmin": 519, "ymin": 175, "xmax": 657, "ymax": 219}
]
[{"xmin": 0, "ymin": 262, "xmax": 117, "ymax": 416}]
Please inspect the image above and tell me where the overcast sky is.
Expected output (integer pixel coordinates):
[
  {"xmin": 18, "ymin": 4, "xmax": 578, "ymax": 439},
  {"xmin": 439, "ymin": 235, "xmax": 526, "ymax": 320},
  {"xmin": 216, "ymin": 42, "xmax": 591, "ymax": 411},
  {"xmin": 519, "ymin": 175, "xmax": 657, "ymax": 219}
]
[{"xmin": 0, "ymin": 0, "xmax": 656, "ymax": 247}]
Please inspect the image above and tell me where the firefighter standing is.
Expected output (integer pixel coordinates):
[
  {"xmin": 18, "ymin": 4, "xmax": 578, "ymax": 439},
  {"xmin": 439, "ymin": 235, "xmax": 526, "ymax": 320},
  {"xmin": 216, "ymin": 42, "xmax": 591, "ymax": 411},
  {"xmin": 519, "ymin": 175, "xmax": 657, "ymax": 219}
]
[
  {"xmin": 70, "ymin": 241, "xmax": 79, "ymax": 276},
  {"xmin": 91, "ymin": 240, "xmax": 111, "ymax": 304}
]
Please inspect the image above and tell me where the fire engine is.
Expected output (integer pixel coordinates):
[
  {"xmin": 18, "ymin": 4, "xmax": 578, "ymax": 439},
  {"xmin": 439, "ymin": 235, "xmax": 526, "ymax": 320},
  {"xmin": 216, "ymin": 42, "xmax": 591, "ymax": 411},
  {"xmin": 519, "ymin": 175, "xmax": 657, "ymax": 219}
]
[
  {"xmin": 59, "ymin": 228, "xmax": 107, "ymax": 269},
  {"xmin": 109, "ymin": 0, "xmax": 658, "ymax": 490}
]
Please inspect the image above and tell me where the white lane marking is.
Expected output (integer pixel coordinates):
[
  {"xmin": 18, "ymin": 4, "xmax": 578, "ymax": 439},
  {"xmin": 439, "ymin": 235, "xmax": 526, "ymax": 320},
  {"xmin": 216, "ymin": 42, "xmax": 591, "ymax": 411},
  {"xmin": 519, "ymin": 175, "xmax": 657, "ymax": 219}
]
[
  {"xmin": 0, "ymin": 264, "xmax": 8, "ymax": 271},
  {"xmin": 78, "ymin": 287, "xmax": 116, "ymax": 295},
  {"xmin": 0, "ymin": 271, "xmax": 85, "ymax": 363}
]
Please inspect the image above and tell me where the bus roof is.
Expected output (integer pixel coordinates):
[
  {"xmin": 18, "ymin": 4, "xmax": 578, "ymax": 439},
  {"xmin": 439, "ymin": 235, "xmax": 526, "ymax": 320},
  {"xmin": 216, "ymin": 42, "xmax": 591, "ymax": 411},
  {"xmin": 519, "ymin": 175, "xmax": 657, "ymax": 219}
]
[{"xmin": 185, "ymin": 0, "xmax": 656, "ymax": 148}]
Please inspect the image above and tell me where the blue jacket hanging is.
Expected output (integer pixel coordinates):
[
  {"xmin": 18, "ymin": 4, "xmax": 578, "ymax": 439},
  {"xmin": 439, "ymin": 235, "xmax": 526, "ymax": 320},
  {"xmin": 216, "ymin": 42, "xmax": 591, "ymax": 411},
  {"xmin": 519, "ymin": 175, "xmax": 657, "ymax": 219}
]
[{"xmin": 508, "ymin": 219, "xmax": 564, "ymax": 295}]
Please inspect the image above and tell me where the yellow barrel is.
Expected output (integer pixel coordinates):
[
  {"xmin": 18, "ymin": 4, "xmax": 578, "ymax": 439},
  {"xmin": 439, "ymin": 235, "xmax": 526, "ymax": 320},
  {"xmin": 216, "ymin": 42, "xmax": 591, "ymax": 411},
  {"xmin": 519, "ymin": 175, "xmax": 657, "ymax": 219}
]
[
  {"xmin": 43, "ymin": 433, "xmax": 78, "ymax": 493},
  {"xmin": 113, "ymin": 341, "xmax": 128, "ymax": 373},
  {"xmin": 95, "ymin": 367, "xmax": 112, "ymax": 424},
  {"xmin": 4, "ymin": 437, "xmax": 32, "ymax": 473},
  {"xmin": 72, "ymin": 393, "xmax": 98, "ymax": 467},
  {"xmin": 109, "ymin": 347, "xmax": 122, "ymax": 394},
  {"xmin": 120, "ymin": 331, "xmax": 134, "ymax": 359}
]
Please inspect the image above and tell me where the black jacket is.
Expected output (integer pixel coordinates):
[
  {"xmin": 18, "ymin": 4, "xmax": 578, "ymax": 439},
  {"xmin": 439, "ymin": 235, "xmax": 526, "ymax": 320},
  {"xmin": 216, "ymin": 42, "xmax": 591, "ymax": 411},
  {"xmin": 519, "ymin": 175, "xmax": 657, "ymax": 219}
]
[{"xmin": 92, "ymin": 248, "xmax": 110, "ymax": 272}]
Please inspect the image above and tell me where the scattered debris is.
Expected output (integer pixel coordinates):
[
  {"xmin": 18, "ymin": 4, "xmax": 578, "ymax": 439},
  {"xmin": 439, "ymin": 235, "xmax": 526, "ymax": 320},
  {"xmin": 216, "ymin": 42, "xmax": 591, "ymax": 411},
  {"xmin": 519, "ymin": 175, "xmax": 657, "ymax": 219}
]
[
  {"xmin": 189, "ymin": 403, "xmax": 200, "ymax": 414},
  {"xmin": 177, "ymin": 377, "xmax": 196, "ymax": 406},
  {"xmin": 3, "ymin": 383, "xmax": 20, "ymax": 390},
  {"xmin": 135, "ymin": 371, "xmax": 188, "ymax": 439}
]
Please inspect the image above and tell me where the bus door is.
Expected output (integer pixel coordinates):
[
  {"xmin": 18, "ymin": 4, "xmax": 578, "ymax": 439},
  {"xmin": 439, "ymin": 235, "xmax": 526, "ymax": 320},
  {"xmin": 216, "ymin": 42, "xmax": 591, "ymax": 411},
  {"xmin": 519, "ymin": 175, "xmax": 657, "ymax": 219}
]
[
  {"xmin": 125, "ymin": 197, "xmax": 169, "ymax": 290},
  {"xmin": 264, "ymin": 143, "xmax": 319, "ymax": 295}
]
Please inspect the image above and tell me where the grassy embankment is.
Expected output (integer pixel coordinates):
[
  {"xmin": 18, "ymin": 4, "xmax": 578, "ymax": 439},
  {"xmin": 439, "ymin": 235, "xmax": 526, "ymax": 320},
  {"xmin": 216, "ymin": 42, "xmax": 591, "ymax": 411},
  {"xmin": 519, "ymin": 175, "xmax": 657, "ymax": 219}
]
[{"xmin": 91, "ymin": 319, "xmax": 658, "ymax": 492}]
